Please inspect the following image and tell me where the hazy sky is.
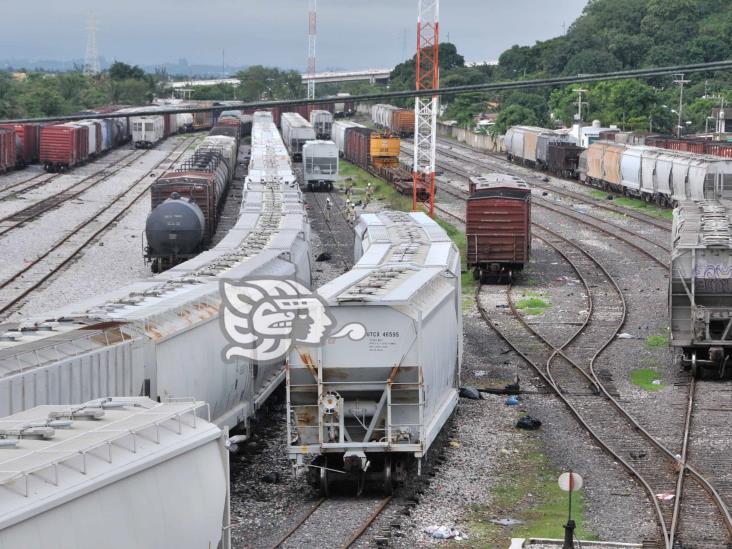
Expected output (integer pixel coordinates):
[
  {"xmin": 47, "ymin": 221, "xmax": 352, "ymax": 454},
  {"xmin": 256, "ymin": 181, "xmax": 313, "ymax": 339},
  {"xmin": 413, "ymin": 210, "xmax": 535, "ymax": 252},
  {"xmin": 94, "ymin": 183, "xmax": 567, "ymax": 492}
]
[{"xmin": 2, "ymin": 1, "xmax": 588, "ymax": 69}]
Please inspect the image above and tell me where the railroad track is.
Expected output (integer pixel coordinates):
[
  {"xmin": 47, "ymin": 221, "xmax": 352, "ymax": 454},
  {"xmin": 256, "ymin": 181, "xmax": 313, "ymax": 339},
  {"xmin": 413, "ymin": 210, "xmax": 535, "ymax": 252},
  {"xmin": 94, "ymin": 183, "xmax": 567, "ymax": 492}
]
[
  {"xmin": 270, "ymin": 496, "xmax": 392, "ymax": 549},
  {"xmin": 429, "ymin": 138, "xmax": 673, "ymax": 231},
  {"xmin": 298, "ymin": 167, "xmax": 354, "ymax": 273},
  {"xmin": 0, "ymin": 136, "xmax": 198, "ymax": 319},
  {"xmin": 424, "ymin": 164, "xmax": 731, "ymax": 546},
  {"xmin": 0, "ymin": 148, "xmax": 148, "ymax": 237},
  {"xmin": 0, "ymin": 172, "xmax": 61, "ymax": 201},
  {"xmin": 474, "ymin": 224, "xmax": 732, "ymax": 548},
  {"xmin": 421, "ymin": 146, "xmax": 670, "ymax": 267}
]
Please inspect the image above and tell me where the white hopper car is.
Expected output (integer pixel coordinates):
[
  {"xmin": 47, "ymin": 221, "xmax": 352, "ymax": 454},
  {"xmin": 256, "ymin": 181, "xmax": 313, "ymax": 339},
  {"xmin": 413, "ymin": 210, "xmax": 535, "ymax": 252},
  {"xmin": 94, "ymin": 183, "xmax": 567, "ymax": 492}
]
[
  {"xmin": 670, "ymin": 200, "xmax": 732, "ymax": 378},
  {"xmin": 131, "ymin": 115, "xmax": 165, "ymax": 149},
  {"xmin": 281, "ymin": 112, "xmax": 316, "ymax": 162},
  {"xmin": 287, "ymin": 211, "xmax": 462, "ymax": 495},
  {"xmin": 0, "ymin": 398, "xmax": 231, "ymax": 549},
  {"xmin": 309, "ymin": 109, "xmax": 334, "ymax": 140},
  {"xmin": 302, "ymin": 140, "xmax": 339, "ymax": 192},
  {"xmin": 332, "ymin": 120, "xmax": 364, "ymax": 158},
  {"xmin": 0, "ymin": 112, "xmax": 310, "ymax": 435}
]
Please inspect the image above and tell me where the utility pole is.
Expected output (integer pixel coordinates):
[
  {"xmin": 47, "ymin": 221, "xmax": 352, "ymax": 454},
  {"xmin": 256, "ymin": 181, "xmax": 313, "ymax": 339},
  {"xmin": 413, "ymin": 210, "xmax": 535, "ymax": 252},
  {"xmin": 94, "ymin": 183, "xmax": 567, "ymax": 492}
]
[
  {"xmin": 718, "ymin": 97, "xmax": 727, "ymax": 134},
  {"xmin": 222, "ymin": 49, "xmax": 225, "ymax": 79},
  {"xmin": 413, "ymin": 0, "xmax": 439, "ymax": 216},
  {"xmin": 573, "ymin": 88, "xmax": 588, "ymax": 123},
  {"xmin": 673, "ymin": 73, "xmax": 690, "ymax": 138},
  {"xmin": 307, "ymin": 0, "xmax": 317, "ymax": 100},
  {"xmin": 83, "ymin": 13, "xmax": 100, "ymax": 76}
]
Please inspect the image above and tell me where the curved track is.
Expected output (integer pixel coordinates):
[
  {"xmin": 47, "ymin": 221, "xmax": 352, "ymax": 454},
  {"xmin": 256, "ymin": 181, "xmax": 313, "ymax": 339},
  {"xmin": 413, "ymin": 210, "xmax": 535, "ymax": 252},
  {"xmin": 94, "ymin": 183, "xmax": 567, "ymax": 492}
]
[
  {"xmin": 0, "ymin": 136, "xmax": 198, "ymax": 318},
  {"xmin": 427, "ymin": 138, "xmax": 673, "ymax": 231},
  {"xmin": 426, "ymin": 164, "xmax": 731, "ymax": 546}
]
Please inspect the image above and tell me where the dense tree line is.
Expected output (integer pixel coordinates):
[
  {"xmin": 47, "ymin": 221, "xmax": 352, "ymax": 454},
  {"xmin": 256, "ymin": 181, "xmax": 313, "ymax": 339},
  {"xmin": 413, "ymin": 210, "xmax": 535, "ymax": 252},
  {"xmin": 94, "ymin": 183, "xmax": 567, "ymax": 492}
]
[
  {"xmin": 0, "ymin": 62, "xmax": 158, "ymax": 118},
  {"xmin": 388, "ymin": 0, "xmax": 732, "ymax": 135}
]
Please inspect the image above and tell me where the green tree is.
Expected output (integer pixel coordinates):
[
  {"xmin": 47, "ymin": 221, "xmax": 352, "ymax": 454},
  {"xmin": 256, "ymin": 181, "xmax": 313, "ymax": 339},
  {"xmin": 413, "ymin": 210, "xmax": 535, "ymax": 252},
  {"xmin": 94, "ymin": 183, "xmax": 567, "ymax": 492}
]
[{"xmin": 493, "ymin": 105, "xmax": 539, "ymax": 135}]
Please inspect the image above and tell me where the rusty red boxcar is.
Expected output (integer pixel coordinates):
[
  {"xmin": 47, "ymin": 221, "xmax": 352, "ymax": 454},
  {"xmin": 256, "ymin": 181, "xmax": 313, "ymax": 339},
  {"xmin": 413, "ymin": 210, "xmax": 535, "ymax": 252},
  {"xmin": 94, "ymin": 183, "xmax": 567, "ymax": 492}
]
[
  {"xmin": 466, "ymin": 173, "xmax": 531, "ymax": 281},
  {"xmin": 344, "ymin": 126, "xmax": 372, "ymax": 168},
  {"xmin": 40, "ymin": 123, "xmax": 88, "ymax": 172},
  {"xmin": 0, "ymin": 123, "xmax": 39, "ymax": 166},
  {"xmin": 0, "ymin": 128, "xmax": 17, "ymax": 173}
]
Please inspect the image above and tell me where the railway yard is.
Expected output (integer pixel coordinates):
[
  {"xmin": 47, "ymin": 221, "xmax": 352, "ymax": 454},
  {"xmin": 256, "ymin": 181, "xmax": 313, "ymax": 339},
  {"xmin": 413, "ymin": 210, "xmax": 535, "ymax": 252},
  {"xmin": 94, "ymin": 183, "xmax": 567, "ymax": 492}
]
[{"xmin": 1, "ymin": 98, "xmax": 732, "ymax": 549}]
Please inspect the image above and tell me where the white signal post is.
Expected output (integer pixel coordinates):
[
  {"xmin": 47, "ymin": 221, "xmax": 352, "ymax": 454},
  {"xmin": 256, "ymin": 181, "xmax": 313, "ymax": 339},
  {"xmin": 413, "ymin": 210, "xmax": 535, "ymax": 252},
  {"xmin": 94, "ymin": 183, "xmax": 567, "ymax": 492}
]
[
  {"xmin": 558, "ymin": 471, "xmax": 583, "ymax": 549},
  {"xmin": 412, "ymin": 0, "xmax": 439, "ymax": 216}
]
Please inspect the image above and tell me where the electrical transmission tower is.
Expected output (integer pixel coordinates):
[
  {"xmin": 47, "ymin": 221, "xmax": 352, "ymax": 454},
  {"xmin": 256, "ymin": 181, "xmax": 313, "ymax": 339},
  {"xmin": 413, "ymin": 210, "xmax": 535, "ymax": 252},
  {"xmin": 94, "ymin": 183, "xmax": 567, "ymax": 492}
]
[
  {"xmin": 307, "ymin": 0, "xmax": 317, "ymax": 99},
  {"xmin": 83, "ymin": 13, "xmax": 100, "ymax": 76},
  {"xmin": 412, "ymin": 0, "xmax": 439, "ymax": 216}
]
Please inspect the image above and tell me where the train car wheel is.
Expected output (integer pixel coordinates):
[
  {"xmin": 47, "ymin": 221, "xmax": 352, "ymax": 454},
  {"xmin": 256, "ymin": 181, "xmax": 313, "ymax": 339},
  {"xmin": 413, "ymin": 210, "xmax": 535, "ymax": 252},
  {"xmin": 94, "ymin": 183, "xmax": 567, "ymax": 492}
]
[
  {"xmin": 690, "ymin": 352, "xmax": 700, "ymax": 379},
  {"xmin": 319, "ymin": 456, "xmax": 330, "ymax": 497},
  {"xmin": 383, "ymin": 455, "xmax": 393, "ymax": 496}
]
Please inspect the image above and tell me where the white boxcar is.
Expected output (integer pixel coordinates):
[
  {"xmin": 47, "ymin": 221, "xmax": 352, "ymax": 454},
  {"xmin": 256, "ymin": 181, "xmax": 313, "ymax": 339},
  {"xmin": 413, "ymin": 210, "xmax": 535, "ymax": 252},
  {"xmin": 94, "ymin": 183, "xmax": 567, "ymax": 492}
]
[
  {"xmin": 0, "ymin": 398, "xmax": 231, "ymax": 549},
  {"xmin": 77, "ymin": 121, "xmax": 100, "ymax": 157},
  {"xmin": 287, "ymin": 211, "xmax": 462, "ymax": 495},
  {"xmin": 281, "ymin": 112, "xmax": 316, "ymax": 161},
  {"xmin": 670, "ymin": 200, "xmax": 732, "ymax": 378},
  {"xmin": 310, "ymin": 109, "xmax": 334, "ymax": 140},
  {"xmin": 177, "ymin": 112, "xmax": 194, "ymax": 132},
  {"xmin": 131, "ymin": 115, "xmax": 165, "ymax": 149},
  {"xmin": 303, "ymin": 140, "xmax": 339, "ymax": 191},
  {"xmin": 0, "ymin": 112, "xmax": 310, "ymax": 435},
  {"xmin": 332, "ymin": 120, "xmax": 364, "ymax": 157}
]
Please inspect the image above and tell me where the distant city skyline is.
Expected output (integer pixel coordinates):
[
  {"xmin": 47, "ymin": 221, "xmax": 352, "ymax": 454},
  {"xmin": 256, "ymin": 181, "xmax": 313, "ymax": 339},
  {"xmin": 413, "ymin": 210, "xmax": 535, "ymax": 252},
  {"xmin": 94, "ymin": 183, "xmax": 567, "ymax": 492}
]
[{"xmin": 3, "ymin": 1, "xmax": 588, "ymax": 71}]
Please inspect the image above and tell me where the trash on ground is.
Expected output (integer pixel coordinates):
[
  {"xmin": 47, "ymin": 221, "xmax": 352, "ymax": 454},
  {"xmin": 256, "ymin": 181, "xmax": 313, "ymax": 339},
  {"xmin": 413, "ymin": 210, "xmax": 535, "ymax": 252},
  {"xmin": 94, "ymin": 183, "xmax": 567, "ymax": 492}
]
[
  {"xmin": 449, "ymin": 440, "xmax": 461, "ymax": 448},
  {"xmin": 473, "ymin": 370, "xmax": 487, "ymax": 377},
  {"xmin": 616, "ymin": 333, "xmax": 635, "ymax": 339},
  {"xmin": 315, "ymin": 252, "xmax": 332, "ymax": 262},
  {"xmin": 656, "ymin": 492, "xmax": 675, "ymax": 501},
  {"xmin": 424, "ymin": 525, "xmax": 467, "ymax": 540},
  {"xmin": 505, "ymin": 396, "xmax": 519, "ymax": 406},
  {"xmin": 490, "ymin": 518, "xmax": 525, "ymax": 526},
  {"xmin": 651, "ymin": 379, "xmax": 662, "ymax": 385},
  {"xmin": 516, "ymin": 416, "xmax": 542, "ymax": 430},
  {"xmin": 459, "ymin": 386, "xmax": 481, "ymax": 400}
]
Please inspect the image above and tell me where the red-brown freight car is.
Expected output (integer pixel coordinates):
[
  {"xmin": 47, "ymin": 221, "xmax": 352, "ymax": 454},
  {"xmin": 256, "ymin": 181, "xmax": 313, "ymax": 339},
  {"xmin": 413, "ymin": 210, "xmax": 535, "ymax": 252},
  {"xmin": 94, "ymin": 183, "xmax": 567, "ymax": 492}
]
[
  {"xmin": 344, "ymin": 126, "xmax": 372, "ymax": 168},
  {"xmin": 40, "ymin": 123, "xmax": 88, "ymax": 172},
  {"xmin": 0, "ymin": 128, "xmax": 16, "ymax": 173},
  {"xmin": 466, "ymin": 173, "xmax": 531, "ymax": 282},
  {"xmin": 0, "ymin": 123, "xmax": 39, "ymax": 166}
]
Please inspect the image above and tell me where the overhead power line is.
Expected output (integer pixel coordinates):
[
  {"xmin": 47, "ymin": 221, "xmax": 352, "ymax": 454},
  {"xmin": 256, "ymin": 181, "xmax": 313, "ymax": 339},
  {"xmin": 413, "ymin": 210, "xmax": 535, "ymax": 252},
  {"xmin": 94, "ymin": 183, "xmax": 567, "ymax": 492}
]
[{"xmin": 2, "ymin": 59, "xmax": 732, "ymax": 124}]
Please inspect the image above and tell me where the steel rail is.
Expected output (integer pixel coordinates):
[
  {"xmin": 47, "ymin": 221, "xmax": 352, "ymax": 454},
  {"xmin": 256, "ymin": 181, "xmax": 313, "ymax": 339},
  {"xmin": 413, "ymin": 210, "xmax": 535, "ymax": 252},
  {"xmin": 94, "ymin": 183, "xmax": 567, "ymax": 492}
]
[
  {"xmin": 669, "ymin": 377, "xmax": 696, "ymax": 547},
  {"xmin": 0, "ymin": 172, "xmax": 60, "ymax": 201},
  {"xmin": 0, "ymin": 148, "xmax": 148, "ymax": 236},
  {"xmin": 4, "ymin": 60, "xmax": 732, "ymax": 124},
  {"xmin": 340, "ymin": 496, "xmax": 393, "ymax": 549},
  {"xmin": 0, "ymin": 136, "xmax": 198, "ymax": 317},
  {"xmin": 269, "ymin": 497, "xmax": 326, "ymax": 549},
  {"xmin": 432, "ymin": 139, "xmax": 673, "ymax": 231},
  {"xmin": 424, "ymin": 151, "xmax": 670, "ymax": 267},
  {"xmin": 430, "ymin": 193, "xmax": 731, "ymax": 545}
]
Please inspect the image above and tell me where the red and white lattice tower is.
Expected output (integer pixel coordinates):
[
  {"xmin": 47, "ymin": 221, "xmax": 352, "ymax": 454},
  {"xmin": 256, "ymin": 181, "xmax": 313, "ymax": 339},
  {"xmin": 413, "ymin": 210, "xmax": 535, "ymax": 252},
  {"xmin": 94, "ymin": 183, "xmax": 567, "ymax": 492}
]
[
  {"xmin": 412, "ymin": 0, "xmax": 439, "ymax": 215},
  {"xmin": 307, "ymin": 0, "xmax": 317, "ymax": 99}
]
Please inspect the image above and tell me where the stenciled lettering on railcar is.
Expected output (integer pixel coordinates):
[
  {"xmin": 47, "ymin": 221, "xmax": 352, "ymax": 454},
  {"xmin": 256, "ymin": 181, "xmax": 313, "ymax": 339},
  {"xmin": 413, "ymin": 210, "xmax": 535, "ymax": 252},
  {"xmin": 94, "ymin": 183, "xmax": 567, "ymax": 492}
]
[{"xmin": 220, "ymin": 277, "xmax": 366, "ymax": 362}]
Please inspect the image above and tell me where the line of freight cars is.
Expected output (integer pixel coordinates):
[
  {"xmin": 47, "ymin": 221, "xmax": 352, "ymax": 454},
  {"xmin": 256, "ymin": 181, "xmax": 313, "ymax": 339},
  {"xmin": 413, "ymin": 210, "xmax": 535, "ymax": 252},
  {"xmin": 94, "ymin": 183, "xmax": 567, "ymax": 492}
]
[
  {"xmin": 0, "ymin": 104, "xmax": 219, "ymax": 173},
  {"xmin": 333, "ymin": 119, "xmax": 429, "ymax": 199},
  {"xmin": 279, "ymin": 111, "xmax": 340, "ymax": 191},
  {"xmin": 144, "ymin": 110, "xmax": 251, "ymax": 272},
  {"xmin": 0, "ymin": 111, "xmax": 310, "ymax": 441},
  {"xmin": 505, "ymin": 125, "xmax": 732, "ymax": 207}
]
